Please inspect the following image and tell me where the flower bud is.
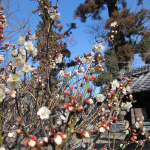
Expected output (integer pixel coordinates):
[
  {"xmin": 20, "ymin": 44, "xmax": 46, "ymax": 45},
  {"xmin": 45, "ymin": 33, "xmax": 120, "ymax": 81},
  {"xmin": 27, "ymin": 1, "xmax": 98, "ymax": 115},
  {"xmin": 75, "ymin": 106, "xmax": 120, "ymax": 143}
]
[
  {"xmin": 43, "ymin": 136, "xmax": 49, "ymax": 143},
  {"xmin": 105, "ymin": 126, "xmax": 110, "ymax": 130},
  {"xmin": 91, "ymin": 76, "xmax": 96, "ymax": 80},
  {"xmin": 38, "ymin": 140, "xmax": 44, "ymax": 147},
  {"xmin": 70, "ymin": 85, "xmax": 74, "ymax": 91},
  {"xmin": 28, "ymin": 135, "xmax": 37, "ymax": 147},
  {"xmin": 84, "ymin": 98, "xmax": 94, "ymax": 105},
  {"xmin": 87, "ymin": 87, "xmax": 93, "ymax": 92},
  {"xmin": 80, "ymin": 131, "xmax": 90, "ymax": 138},
  {"xmin": 63, "ymin": 103, "xmax": 68, "ymax": 109},
  {"xmin": 54, "ymin": 134, "xmax": 63, "ymax": 145},
  {"xmin": 84, "ymin": 75, "xmax": 88, "ymax": 80},
  {"xmin": 16, "ymin": 117, "xmax": 23, "ymax": 125},
  {"xmin": 23, "ymin": 139, "xmax": 28, "ymax": 147},
  {"xmin": 64, "ymin": 91, "xmax": 70, "ymax": 95},
  {"xmin": 76, "ymin": 105, "xmax": 83, "ymax": 112},
  {"xmin": 9, "ymin": 90, "xmax": 16, "ymax": 98},
  {"xmin": 0, "ymin": 34, "xmax": 3, "ymax": 39},
  {"xmin": 78, "ymin": 93, "xmax": 82, "ymax": 97},
  {"xmin": 0, "ymin": 24, "xmax": 4, "ymax": 29},
  {"xmin": 60, "ymin": 133, "xmax": 67, "ymax": 140},
  {"xmin": 28, "ymin": 139, "xmax": 36, "ymax": 147},
  {"xmin": 52, "ymin": 125, "xmax": 57, "ymax": 131},
  {"xmin": 68, "ymin": 106, "xmax": 75, "ymax": 112},
  {"xmin": 108, "ymin": 103, "xmax": 112, "ymax": 108},
  {"xmin": 17, "ymin": 129, "xmax": 22, "ymax": 134}
]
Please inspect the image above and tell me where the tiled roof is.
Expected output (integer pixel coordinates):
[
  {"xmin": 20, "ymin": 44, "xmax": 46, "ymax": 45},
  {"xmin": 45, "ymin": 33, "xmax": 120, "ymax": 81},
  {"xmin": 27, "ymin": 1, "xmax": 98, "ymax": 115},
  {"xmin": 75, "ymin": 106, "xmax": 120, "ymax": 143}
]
[{"xmin": 127, "ymin": 65, "xmax": 150, "ymax": 93}]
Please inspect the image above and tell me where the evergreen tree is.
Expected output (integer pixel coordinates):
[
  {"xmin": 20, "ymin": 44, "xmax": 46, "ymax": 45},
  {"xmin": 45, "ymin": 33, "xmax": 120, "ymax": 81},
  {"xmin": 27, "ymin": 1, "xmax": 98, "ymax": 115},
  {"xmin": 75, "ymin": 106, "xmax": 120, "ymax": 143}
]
[
  {"xmin": 138, "ymin": 36, "xmax": 150, "ymax": 64},
  {"xmin": 74, "ymin": 0, "xmax": 150, "ymax": 70}
]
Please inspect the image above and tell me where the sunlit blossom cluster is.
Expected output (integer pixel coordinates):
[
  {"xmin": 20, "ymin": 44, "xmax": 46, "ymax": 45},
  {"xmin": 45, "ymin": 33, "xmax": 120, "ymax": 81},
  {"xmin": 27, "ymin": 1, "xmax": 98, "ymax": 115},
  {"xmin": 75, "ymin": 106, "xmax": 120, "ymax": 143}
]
[{"xmin": 0, "ymin": 2, "xmax": 148, "ymax": 150}]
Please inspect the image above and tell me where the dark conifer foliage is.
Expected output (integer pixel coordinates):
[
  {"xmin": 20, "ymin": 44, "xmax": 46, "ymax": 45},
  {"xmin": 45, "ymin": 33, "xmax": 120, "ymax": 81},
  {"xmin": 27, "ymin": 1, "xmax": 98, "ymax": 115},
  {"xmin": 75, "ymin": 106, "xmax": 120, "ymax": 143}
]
[{"xmin": 75, "ymin": 0, "xmax": 150, "ymax": 70}]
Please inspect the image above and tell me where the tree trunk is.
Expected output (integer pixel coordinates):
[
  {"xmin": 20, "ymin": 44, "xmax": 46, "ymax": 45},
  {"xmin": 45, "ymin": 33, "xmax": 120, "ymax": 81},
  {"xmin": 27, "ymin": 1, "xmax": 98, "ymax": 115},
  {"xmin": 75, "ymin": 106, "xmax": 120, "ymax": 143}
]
[
  {"xmin": 118, "ymin": 60, "xmax": 132, "ymax": 70},
  {"xmin": 106, "ymin": 0, "xmax": 118, "ymax": 17},
  {"xmin": 106, "ymin": 0, "xmax": 132, "ymax": 71}
]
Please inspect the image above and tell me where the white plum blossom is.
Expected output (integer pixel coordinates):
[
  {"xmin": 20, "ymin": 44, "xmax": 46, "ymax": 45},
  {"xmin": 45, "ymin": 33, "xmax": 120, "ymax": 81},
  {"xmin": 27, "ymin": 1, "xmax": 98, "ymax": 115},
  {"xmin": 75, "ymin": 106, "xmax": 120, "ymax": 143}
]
[
  {"xmin": 0, "ymin": 147, "xmax": 6, "ymax": 150},
  {"xmin": 7, "ymin": 73, "xmax": 21, "ymax": 89},
  {"xmin": 111, "ymin": 21, "xmax": 117, "ymax": 27},
  {"xmin": 126, "ymin": 102, "xmax": 132, "ymax": 109},
  {"xmin": 57, "ymin": 82, "xmax": 63, "ymax": 87},
  {"xmin": 124, "ymin": 121, "xmax": 129, "ymax": 129},
  {"xmin": 111, "ymin": 79, "xmax": 119, "ymax": 90},
  {"xmin": 0, "ymin": 55, "xmax": 4, "ymax": 63},
  {"xmin": 60, "ymin": 114, "xmax": 66, "ymax": 121},
  {"xmin": 129, "ymin": 94, "xmax": 133, "ymax": 99},
  {"xmin": 82, "ymin": 143, "xmax": 86, "ymax": 148},
  {"xmin": 80, "ymin": 57, "xmax": 86, "ymax": 64},
  {"xmin": 18, "ymin": 36, "xmax": 25, "ymax": 45},
  {"xmin": 11, "ymin": 55, "xmax": 25, "ymax": 69},
  {"xmin": 125, "ymin": 129, "xmax": 129, "ymax": 135},
  {"xmin": 7, "ymin": 132, "xmax": 15, "ymax": 138},
  {"xmin": 19, "ymin": 46, "xmax": 26, "ymax": 56},
  {"xmin": 49, "ymin": 10, "xmax": 60, "ymax": 20},
  {"xmin": 12, "ymin": 49, "xmax": 18, "ymax": 57},
  {"xmin": 135, "ymin": 120, "xmax": 143, "ymax": 129},
  {"xmin": 121, "ymin": 87, "xmax": 127, "ymax": 95},
  {"xmin": 85, "ymin": 56, "xmax": 92, "ymax": 64},
  {"xmin": 37, "ymin": 107, "xmax": 51, "ymax": 120},
  {"xmin": 30, "ymin": 47, "xmax": 37, "ymax": 57},
  {"xmin": 3, "ymin": 42, "xmax": 9, "ymax": 47},
  {"xmin": 126, "ymin": 85, "xmax": 131, "ymax": 92},
  {"xmin": 96, "ymin": 94, "xmax": 105, "ymax": 102},
  {"xmin": 22, "ymin": 63, "xmax": 36, "ymax": 73},
  {"xmin": 32, "ymin": 34, "xmax": 37, "ymax": 41},
  {"xmin": 90, "ymin": 51, "xmax": 94, "ymax": 56},
  {"xmin": 55, "ymin": 53, "xmax": 63, "ymax": 64},
  {"xmin": 4, "ymin": 42, "xmax": 11, "ymax": 51},
  {"xmin": 121, "ymin": 102, "xmax": 132, "ymax": 112},
  {"xmin": 49, "ymin": 62, "xmax": 56, "ymax": 69},
  {"xmin": 59, "ymin": 70, "xmax": 65, "ymax": 77},
  {"xmin": 24, "ymin": 41, "xmax": 34, "ymax": 53},
  {"xmin": 94, "ymin": 43, "xmax": 105, "ymax": 52}
]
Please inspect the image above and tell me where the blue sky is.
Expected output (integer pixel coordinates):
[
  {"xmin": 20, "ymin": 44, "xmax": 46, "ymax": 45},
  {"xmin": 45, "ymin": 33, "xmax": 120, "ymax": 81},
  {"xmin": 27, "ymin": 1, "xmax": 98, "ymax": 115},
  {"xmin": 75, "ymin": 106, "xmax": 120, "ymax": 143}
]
[{"xmin": 2, "ymin": 0, "xmax": 150, "ymax": 69}]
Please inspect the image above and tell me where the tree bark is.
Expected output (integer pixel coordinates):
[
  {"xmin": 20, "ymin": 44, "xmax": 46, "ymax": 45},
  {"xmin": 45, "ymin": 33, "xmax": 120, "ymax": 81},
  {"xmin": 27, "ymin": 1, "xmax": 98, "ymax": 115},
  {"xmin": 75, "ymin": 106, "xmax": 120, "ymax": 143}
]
[{"xmin": 106, "ymin": 0, "xmax": 119, "ymax": 17}]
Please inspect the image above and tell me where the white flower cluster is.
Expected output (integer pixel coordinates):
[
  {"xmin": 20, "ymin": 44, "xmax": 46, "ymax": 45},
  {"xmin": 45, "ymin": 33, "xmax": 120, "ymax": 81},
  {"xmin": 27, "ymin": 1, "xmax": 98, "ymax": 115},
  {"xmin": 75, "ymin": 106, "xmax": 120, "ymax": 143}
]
[
  {"xmin": 48, "ymin": 10, "xmax": 60, "ymax": 20},
  {"xmin": 80, "ymin": 51, "xmax": 94, "ymax": 64},
  {"xmin": 55, "ymin": 53, "xmax": 63, "ymax": 64},
  {"xmin": 94, "ymin": 43, "xmax": 105, "ymax": 52},
  {"xmin": 59, "ymin": 70, "xmax": 71, "ymax": 78},
  {"xmin": 121, "ymin": 102, "xmax": 132, "ymax": 112},
  {"xmin": 111, "ymin": 21, "xmax": 117, "ymax": 27},
  {"xmin": 18, "ymin": 36, "xmax": 37, "ymax": 57}
]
